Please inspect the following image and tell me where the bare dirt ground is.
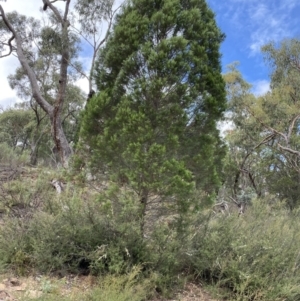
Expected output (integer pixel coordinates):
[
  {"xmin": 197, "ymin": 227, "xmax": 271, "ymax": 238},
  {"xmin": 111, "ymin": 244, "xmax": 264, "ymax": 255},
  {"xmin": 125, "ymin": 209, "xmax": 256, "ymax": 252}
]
[
  {"xmin": 0, "ymin": 275, "xmax": 222, "ymax": 301},
  {"xmin": 153, "ymin": 283, "xmax": 222, "ymax": 301}
]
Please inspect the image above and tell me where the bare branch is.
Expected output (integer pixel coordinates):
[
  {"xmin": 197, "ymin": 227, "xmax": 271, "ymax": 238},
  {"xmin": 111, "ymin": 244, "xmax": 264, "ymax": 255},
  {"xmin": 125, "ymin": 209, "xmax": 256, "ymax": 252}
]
[
  {"xmin": 68, "ymin": 60, "xmax": 89, "ymax": 81},
  {"xmin": 0, "ymin": 5, "xmax": 15, "ymax": 58},
  {"xmin": 233, "ymin": 133, "xmax": 275, "ymax": 198},
  {"xmin": 287, "ymin": 114, "xmax": 300, "ymax": 143},
  {"xmin": 95, "ymin": 3, "xmax": 121, "ymax": 54},
  {"xmin": 42, "ymin": 0, "xmax": 64, "ymax": 24},
  {"xmin": 277, "ymin": 143, "xmax": 300, "ymax": 157},
  {"xmin": 69, "ymin": 25, "xmax": 94, "ymax": 48},
  {"xmin": 62, "ymin": 108, "xmax": 77, "ymax": 124},
  {"xmin": 88, "ymin": 6, "xmax": 119, "ymax": 91}
]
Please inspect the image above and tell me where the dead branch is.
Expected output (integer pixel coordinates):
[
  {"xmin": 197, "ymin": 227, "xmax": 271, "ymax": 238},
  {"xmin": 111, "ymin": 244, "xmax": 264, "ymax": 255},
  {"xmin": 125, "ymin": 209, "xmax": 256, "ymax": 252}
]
[
  {"xmin": 287, "ymin": 114, "xmax": 300, "ymax": 144},
  {"xmin": 213, "ymin": 201, "xmax": 229, "ymax": 215},
  {"xmin": 229, "ymin": 196, "xmax": 245, "ymax": 216}
]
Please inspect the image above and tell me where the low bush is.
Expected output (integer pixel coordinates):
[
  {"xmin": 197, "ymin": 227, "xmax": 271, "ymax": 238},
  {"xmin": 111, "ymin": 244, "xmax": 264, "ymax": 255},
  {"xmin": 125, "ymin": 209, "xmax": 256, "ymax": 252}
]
[
  {"xmin": 0, "ymin": 180, "xmax": 151, "ymax": 276},
  {"xmin": 0, "ymin": 176, "xmax": 192, "ymax": 295},
  {"xmin": 188, "ymin": 200, "xmax": 300, "ymax": 300},
  {"xmin": 3, "ymin": 170, "xmax": 300, "ymax": 300}
]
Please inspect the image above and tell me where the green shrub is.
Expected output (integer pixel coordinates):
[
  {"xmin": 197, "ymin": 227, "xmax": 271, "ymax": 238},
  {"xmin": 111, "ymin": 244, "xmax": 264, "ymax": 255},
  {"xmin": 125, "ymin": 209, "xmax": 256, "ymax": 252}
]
[
  {"xmin": 5, "ymin": 172, "xmax": 300, "ymax": 301},
  {"xmin": 0, "ymin": 182, "xmax": 150, "ymax": 275},
  {"xmin": 188, "ymin": 200, "xmax": 300, "ymax": 300}
]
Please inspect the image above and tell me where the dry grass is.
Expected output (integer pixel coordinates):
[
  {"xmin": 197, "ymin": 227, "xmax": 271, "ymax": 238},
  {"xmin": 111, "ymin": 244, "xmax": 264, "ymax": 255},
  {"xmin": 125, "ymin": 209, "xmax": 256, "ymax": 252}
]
[
  {"xmin": 151, "ymin": 283, "xmax": 222, "ymax": 301},
  {"xmin": 0, "ymin": 274, "xmax": 222, "ymax": 301}
]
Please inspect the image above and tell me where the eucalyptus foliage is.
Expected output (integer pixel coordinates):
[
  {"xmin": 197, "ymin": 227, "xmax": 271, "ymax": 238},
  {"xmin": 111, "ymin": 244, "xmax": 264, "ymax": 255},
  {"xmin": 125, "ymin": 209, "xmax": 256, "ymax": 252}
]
[{"xmin": 224, "ymin": 39, "xmax": 300, "ymax": 209}]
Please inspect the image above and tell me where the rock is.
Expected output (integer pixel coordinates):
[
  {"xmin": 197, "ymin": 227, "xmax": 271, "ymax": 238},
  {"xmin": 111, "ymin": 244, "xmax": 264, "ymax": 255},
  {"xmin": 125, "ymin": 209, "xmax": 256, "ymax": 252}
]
[{"xmin": 0, "ymin": 284, "xmax": 6, "ymax": 291}]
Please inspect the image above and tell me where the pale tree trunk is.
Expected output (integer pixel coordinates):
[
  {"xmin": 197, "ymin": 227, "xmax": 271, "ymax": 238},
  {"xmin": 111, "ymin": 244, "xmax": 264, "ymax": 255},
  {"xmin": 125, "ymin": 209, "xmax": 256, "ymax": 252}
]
[
  {"xmin": 48, "ymin": 1, "xmax": 73, "ymax": 167},
  {"xmin": 0, "ymin": 1, "xmax": 72, "ymax": 167}
]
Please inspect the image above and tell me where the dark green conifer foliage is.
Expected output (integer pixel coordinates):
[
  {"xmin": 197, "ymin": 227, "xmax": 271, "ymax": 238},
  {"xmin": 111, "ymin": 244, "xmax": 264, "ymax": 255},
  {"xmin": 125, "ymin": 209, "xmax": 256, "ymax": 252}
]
[{"xmin": 80, "ymin": 0, "xmax": 226, "ymax": 219}]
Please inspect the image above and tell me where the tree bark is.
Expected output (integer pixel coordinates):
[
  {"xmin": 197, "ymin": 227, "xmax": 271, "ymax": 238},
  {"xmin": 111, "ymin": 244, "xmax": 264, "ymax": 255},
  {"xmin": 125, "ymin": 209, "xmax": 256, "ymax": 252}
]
[{"xmin": 50, "ymin": 113, "xmax": 73, "ymax": 167}]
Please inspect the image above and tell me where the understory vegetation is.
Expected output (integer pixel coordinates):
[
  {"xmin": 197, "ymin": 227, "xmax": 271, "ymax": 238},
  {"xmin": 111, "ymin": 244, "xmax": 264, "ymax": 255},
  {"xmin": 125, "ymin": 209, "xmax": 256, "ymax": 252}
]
[{"xmin": 1, "ymin": 151, "xmax": 300, "ymax": 300}]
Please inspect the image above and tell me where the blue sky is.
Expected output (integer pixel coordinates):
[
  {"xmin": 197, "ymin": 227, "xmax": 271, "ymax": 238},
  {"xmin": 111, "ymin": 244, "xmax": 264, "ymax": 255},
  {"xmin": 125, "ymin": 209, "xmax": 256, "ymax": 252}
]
[{"xmin": 207, "ymin": 0, "xmax": 300, "ymax": 95}]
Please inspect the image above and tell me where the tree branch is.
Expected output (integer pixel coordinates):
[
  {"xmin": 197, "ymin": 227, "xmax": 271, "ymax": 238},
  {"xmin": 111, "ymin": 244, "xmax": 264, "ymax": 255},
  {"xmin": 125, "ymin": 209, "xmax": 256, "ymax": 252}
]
[
  {"xmin": 233, "ymin": 133, "xmax": 275, "ymax": 198},
  {"xmin": 287, "ymin": 114, "xmax": 300, "ymax": 144},
  {"xmin": 0, "ymin": 5, "xmax": 16, "ymax": 58},
  {"xmin": 0, "ymin": 5, "xmax": 53, "ymax": 114},
  {"xmin": 277, "ymin": 143, "xmax": 300, "ymax": 157},
  {"xmin": 42, "ymin": 0, "xmax": 64, "ymax": 24}
]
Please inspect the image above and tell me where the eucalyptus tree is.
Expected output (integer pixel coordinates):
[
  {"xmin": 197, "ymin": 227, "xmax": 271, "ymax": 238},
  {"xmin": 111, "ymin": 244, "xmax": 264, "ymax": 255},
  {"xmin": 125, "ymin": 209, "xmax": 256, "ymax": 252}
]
[
  {"xmin": 223, "ymin": 64, "xmax": 269, "ymax": 200},
  {"xmin": 260, "ymin": 39, "xmax": 300, "ymax": 165},
  {"xmin": 8, "ymin": 55, "xmax": 86, "ymax": 165},
  {"xmin": 0, "ymin": 0, "xmax": 120, "ymax": 167},
  {"xmin": 254, "ymin": 39, "xmax": 300, "ymax": 208},
  {"xmin": 0, "ymin": 106, "xmax": 34, "ymax": 153},
  {"xmin": 224, "ymin": 39, "xmax": 300, "ymax": 208}
]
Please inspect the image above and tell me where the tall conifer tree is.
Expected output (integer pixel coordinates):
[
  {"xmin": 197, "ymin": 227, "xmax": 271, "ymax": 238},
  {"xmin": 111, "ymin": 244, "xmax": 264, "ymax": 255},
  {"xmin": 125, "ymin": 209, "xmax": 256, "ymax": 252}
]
[{"xmin": 80, "ymin": 0, "xmax": 226, "ymax": 222}]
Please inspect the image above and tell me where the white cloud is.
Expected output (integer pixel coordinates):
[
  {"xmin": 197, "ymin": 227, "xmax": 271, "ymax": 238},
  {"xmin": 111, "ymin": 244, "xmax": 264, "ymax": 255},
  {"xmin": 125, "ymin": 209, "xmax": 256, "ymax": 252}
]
[
  {"xmin": 218, "ymin": 112, "xmax": 234, "ymax": 138},
  {"xmin": 248, "ymin": 1, "xmax": 293, "ymax": 55},
  {"xmin": 1, "ymin": 0, "xmax": 42, "ymax": 18},
  {"xmin": 75, "ymin": 77, "xmax": 89, "ymax": 94},
  {"xmin": 251, "ymin": 79, "xmax": 270, "ymax": 96},
  {"xmin": 211, "ymin": 0, "xmax": 300, "ymax": 56}
]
